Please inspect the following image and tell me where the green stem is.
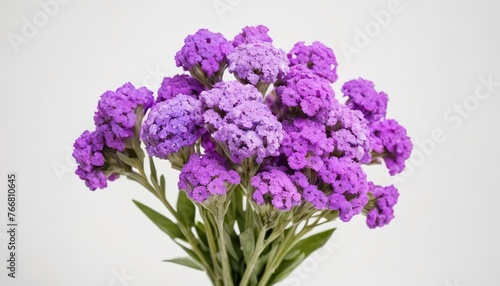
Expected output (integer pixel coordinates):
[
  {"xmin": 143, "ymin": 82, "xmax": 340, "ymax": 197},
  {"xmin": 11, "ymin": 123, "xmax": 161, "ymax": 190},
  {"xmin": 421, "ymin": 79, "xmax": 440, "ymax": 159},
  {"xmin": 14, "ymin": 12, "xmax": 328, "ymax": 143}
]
[
  {"xmin": 239, "ymin": 227, "xmax": 267, "ymax": 286},
  {"xmin": 216, "ymin": 217, "xmax": 234, "ymax": 286},
  {"xmin": 200, "ymin": 208, "xmax": 222, "ymax": 286}
]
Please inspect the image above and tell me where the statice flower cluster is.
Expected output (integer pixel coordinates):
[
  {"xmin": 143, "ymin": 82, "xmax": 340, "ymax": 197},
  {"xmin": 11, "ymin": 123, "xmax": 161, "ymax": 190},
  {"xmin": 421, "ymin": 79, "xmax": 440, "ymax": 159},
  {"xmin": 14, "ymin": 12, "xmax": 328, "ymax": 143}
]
[
  {"xmin": 288, "ymin": 41, "xmax": 338, "ymax": 83},
  {"xmin": 342, "ymin": 78, "xmax": 388, "ymax": 123},
  {"xmin": 157, "ymin": 74, "xmax": 205, "ymax": 102},
  {"xmin": 141, "ymin": 94, "xmax": 204, "ymax": 159},
  {"xmin": 251, "ymin": 167, "xmax": 301, "ymax": 211},
  {"xmin": 94, "ymin": 83, "xmax": 154, "ymax": 151},
  {"xmin": 232, "ymin": 25, "xmax": 273, "ymax": 47},
  {"xmin": 73, "ymin": 130, "xmax": 110, "ymax": 190},
  {"xmin": 227, "ymin": 42, "xmax": 289, "ymax": 86},
  {"xmin": 178, "ymin": 152, "xmax": 240, "ymax": 202},
  {"xmin": 365, "ymin": 183, "xmax": 399, "ymax": 228}
]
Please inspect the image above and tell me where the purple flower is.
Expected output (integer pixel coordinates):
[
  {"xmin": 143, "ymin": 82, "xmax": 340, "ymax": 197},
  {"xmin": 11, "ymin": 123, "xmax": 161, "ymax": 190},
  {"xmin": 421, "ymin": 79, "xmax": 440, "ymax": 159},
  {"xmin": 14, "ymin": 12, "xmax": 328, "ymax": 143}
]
[
  {"xmin": 94, "ymin": 82, "xmax": 154, "ymax": 151},
  {"xmin": 288, "ymin": 41, "xmax": 338, "ymax": 83},
  {"xmin": 251, "ymin": 167, "xmax": 301, "ymax": 210},
  {"xmin": 323, "ymin": 100, "xmax": 372, "ymax": 163},
  {"xmin": 276, "ymin": 66, "xmax": 335, "ymax": 117},
  {"xmin": 280, "ymin": 118, "xmax": 334, "ymax": 171},
  {"xmin": 178, "ymin": 152, "xmax": 240, "ymax": 202},
  {"xmin": 175, "ymin": 29, "xmax": 234, "ymax": 77},
  {"xmin": 73, "ymin": 130, "xmax": 118, "ymax": 190},
  {"xmin": 366, "ymin": 183, "xmax": 399, "ymax": 228},
  {"xmin": 319, "ymin": 157, "xmax": 369, "ymax": 222},
  {"xmin": 290, "ymin": 172, "xmax": 328, "ymax": 209},
  {"xmin": 157, "ymin": 74, "xmax": 205, "ymax": 102},
  {"xmin": 342, "ymin": 78, "xmax": 388, "ymax": 123},
  {"xmin": 232, "ymin": 25, "xmax": 273, "ymax": 47},
  {"xmin": 214, "ymin": 101, "xmax": 283, "ymax": 164},
  {"xmin": 370, "ymin": 119, "xmax": 413, "ymax": 175},
  {"xmin": 200, "ymin": 81, "xmax": 261, "ymax": 130},
  {"xmin": 227, "ymin": 42, "xmax": 289, "ymax": 85},
  {"xmin": 141, "ymin": 95, "xmax": 204, "ymax": 159}
]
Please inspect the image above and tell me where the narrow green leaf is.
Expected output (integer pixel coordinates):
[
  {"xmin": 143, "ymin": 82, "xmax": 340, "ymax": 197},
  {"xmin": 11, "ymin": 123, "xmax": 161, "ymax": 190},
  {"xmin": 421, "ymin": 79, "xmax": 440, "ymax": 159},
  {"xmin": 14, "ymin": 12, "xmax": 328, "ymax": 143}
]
[
  {"xmin": 290, "ymin": 228, "xmax": 336, "ymax": 258},
  {"xmin": 269, "ymin": 228, "xmax": 336, "ymax": 285},
  {"xmin": 159, "ymin": 175, "xmax": 166, "ymax": 197},
  {"xmin": 133, "ymin": 200, "xmax": 185, "ymax": 241},
  {"xmin": 163, "ymin": 257, "xmax": 203, "ymax": 271},
  {"xmin": 224, "ymin": 231, "xmax": 240, "ymax": 261},
  {"xmin": 177, "ymin": 191, "xmax": 195, "ymax": 227},
  {"xmin": 195, "ymin": 221, "xmax": 209, "ymax": 252},
  {"xmin": 283, "ymin": 249, "xmax": 301, "ymax": 261},
  {"xmin": 149, "ymin": 157, "xmax": 157, "ymax": 180},
  {"xmin": 268, "ymin": 253, "xmax": 305, "ymax": 285},
  {"xmin": 240, "ymin": 228, "xmax": 255, "ymax": 263}
]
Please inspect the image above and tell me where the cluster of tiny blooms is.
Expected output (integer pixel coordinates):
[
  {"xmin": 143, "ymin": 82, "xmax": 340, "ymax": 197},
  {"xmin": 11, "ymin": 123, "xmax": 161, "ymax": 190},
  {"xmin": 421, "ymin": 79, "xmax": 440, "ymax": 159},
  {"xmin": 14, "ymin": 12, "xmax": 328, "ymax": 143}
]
[
  {"xmin": 200, "ymin": 81, "xmax": 261, "ymax": 130},
  {"xmin": 288, "ymin": 41, "xmax": 338, "ymax": 83},
  {"xmin": 214, "ymin": 101, "xmax": 283, "ymax": 164},
  {"xmin": 342, "ymin": 78, "xmax": 388, "ymax": 123},
  {"xmin": 251, "ymin": 167, "xmax": 302, "ymax": 211},
  {"xmin": 157, "ymin": 74, "xmax": 205, "ymax": 102},
  {"xmin": 178, "ymin": 152, "xmax": 240, "ymax": 202},
  {"xmin": 276, "ymin": 65, "xmax": 335, "ymax": 117},
  {"xmin": 232, "ymin": 25, "xmax": 273, "ymax": 47},
  {"xmin": 73, "ymin": 130, "xmax": 111, "ymax": 190},
  {"xmin": 141, "ymin": 94, "xmax": 204, "ymax": 159},
  {"xmin": 94, "ymin": 82, "xmax": 154, "ymax": 151},
  {"xmin": 227, "ymin": 42, "xmax": 289, "ymax": 85},
  {"xmin": 370, "ymin": 119, "xmax": 413, "ymax": 175},
  {"xmin": 366, "ymin": 182, "xmax": 399, "ymax": 228},
  {"xmin": 175, "ymin": 29, "xmax": 234, "ymax": 77}
]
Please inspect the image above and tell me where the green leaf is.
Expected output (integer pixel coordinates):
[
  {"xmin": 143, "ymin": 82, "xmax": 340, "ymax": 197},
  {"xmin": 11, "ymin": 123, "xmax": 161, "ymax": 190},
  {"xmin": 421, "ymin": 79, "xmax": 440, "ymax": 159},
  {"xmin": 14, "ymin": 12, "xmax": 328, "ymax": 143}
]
[
  {"xmin": 177, "ymin": 191, "xmax": 195, "ymax": 227},
  {"xmin": 149, "ymin": 157, "xmax": 157, "ymax": 180},
  {"xmin": 240, "ymin": 228, "xmax": 255, "ymax": 263},
  {"xmin": 195, "ymin": 221, "xmax": 209, "ymax": 252},
  {"xmin": 290, "ymin": 228, "xmax": 336, "ymax": 258},
  {"xmin": 224, "ymin": 230, "xmax": 240, "ymax": 261},
  {"xmin": 159, "ymin": 175, "xmax": 166, "ymax": 197},
  {"xmin": 163, "ymin": 257, "xmax": 203, "ymax": 271},
  {"xmin": 269, "ymin": 253, "xmax": 305, "ymax": 285},
  {"xmin": 133, "ymin": 200, "xmax": 185, "ymax": 241},
  {"xmin": 268, "ymin": 228, "xmax": 336, "ymax": 285},
  {"xmin": 283, "ymin": 249, "xmax": 301, "ymax": 261}
]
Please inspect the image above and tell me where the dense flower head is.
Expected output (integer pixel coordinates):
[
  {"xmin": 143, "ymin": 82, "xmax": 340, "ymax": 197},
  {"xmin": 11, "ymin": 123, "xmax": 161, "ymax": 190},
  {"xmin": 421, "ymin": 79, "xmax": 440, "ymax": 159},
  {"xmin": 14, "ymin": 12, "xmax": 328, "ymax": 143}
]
[
  {"xmin": 141, "ymin": 95, "xmax": 204, "ymax": 159},
  {"xmin": 157, "ymin": 74, "xmax": 205, "ymax": 102},
  {"xmin": 175, "ymin": 29, "xmax": 234, "ymax": 77},
  {"xmin": 370, "ymin": 119, "xmax": 413, "ymax": 175},
  {"xmin": 318, "ymin": 157, "xmax": 369, "ymax": 222},
  {"xmin": 342, "ymin": 78, "xmax": 388, "ymax": 123},
  {"xmin": 178, "ymin": 152, "xmax": 240, "ymax": 202},
  {"xmin": 200, "ymin": 81, "xmax": 261, "ymax": 129},
  {"xmin": 280, "ymin": 118, "xmax": 334, "ymax": 171},
  {"xmin": 94, "ymin": 83, "xmax": 154, "ymax": 151},
  {"xmin": 291, "ymin": 172, "xmax": 328, "ymax": 209},
  {"xmin": 323, "ymin": 100, "xmax": 372, "ymax": 163},
  {"xmin": 232, "ymin": 25, "xmax": 273, "ymax": 47},
  {"xmin": 227, "ymin": 42, "xmax": 289, "ymax": 85},
  {"xmin": 73, "ymin": 130, "xmax": 118, "ymax": 190},
  {"xmin": 366, "ymin": 183, "xmax": 399, "ymax": 228},
  {"xmin": 251, "ymin": 167, "xmax": 302, "ymax": 210},
  {"xmin": 213, "ymin": 101, "xmax": 283, "ymax": 164},
  {"xmin": 288, "ymin": 41, "xmax": 338, "ymax": 83},
  {"xmin": 275, "ymin": 65, "xmax": 335, "ymax": 117}
]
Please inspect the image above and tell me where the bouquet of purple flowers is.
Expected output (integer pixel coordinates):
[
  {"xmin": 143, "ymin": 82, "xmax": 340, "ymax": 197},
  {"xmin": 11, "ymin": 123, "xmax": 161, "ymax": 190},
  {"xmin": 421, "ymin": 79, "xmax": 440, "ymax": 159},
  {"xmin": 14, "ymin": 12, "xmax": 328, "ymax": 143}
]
[{"xmin": 73, "ymin": 25, "xmax": 412, "ymax": 286}]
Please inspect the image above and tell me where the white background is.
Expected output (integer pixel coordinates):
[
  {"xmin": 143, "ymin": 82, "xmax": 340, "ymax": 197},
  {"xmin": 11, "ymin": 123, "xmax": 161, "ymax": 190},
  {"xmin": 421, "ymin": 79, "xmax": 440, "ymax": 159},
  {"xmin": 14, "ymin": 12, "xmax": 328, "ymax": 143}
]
[{"xmin": 1, "ymin": 0, "xmax": 500, "ymax": 285}]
